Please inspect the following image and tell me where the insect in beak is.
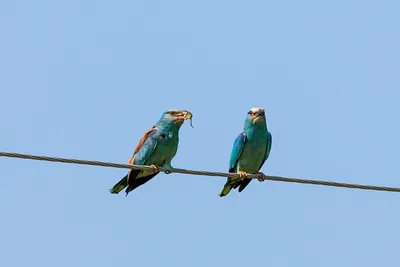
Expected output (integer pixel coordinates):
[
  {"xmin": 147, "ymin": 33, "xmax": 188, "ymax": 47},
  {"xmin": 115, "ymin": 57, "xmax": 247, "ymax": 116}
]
[{"xmin": 183, "ymin": 111, "xmax": 194, "ymax": 128}]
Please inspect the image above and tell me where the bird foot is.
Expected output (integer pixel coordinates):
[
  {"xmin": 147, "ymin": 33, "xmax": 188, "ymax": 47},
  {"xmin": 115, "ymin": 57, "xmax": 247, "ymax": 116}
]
[
  {"xmin": 238, "ymin": 171, "xmax": 248, "ymax": 181},
  {"xmin": 150, "ymin": 165, "xmax": 159, "ymax": 172},
  {"xmin": 162, "ymin": 163, "xmax": 173, "ymax": 174},
  {"xmin": 257, "ymin": 172, "xmax": 266, "ymax": 182}
]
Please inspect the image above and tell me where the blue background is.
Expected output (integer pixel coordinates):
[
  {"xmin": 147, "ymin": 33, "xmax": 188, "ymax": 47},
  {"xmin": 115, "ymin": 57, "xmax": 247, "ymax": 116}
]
[{"xmin": 1, "ymin": 1, "xmax": 399, "ymax": 266}]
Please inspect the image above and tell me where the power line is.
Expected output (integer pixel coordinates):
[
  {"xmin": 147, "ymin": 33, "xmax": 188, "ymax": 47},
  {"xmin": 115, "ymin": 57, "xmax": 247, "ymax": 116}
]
[{"xmin": 0, "ymin": 151, "xmax": 399, "ymax": 193}]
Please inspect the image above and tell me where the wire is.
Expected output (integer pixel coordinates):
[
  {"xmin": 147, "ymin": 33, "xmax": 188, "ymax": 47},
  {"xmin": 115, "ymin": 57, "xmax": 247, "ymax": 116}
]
[{"xmin": 0, "ymin": 151, "xmax": 399, "ymax": 193}]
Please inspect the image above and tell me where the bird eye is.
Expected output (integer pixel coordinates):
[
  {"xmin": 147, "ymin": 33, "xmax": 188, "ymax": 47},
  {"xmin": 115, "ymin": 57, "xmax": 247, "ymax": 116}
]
[{"xmin": 248, "ymin": 111, "xmax": 253, "ymax": 115}]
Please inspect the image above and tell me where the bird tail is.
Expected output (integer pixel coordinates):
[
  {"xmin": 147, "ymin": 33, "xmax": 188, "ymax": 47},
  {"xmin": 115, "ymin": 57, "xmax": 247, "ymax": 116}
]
[
  {"xmin": 124, "ymin": 172, "xmax": 158, "ymax": 196},
  {"xmin": 238, "ymin": 179, "xmax": 252, "ymax": 192},
  {"xmin": 109, "ymin": 175, "xmax": 128, "ymax": 194},
  {"xmin": 219, "ymin": 179, "xmax": 235, "ymax": 197}
]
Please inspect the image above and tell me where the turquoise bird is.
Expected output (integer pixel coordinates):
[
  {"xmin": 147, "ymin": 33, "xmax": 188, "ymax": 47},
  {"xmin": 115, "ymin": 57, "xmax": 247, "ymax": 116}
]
[
  {"xmin": 219, "ymin": 107, "xmax": 272, "ymax": 197},
  {"xmin": 109, "ymin": 109, "xmax": 193, "ymax": 196}
]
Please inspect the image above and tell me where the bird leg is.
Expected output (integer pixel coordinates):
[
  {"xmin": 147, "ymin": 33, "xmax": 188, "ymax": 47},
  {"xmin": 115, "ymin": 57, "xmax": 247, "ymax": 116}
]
[
  {"xmin": 238, "ymin": 171, "xmax": 248, "ymax": 181},
  {"xmin": 257, "ymin": 171, "xmax": 266, "ymax": 182}
]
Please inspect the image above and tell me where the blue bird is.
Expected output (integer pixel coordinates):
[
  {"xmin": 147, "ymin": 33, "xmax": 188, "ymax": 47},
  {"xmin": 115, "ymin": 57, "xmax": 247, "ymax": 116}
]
[
  {"xmin": 219, "ymin": 107, "xmax": 272, "ymax": 197},
  {"xmin": 109, "ymin": 109, "xmax": 193, "ymax": 196}
]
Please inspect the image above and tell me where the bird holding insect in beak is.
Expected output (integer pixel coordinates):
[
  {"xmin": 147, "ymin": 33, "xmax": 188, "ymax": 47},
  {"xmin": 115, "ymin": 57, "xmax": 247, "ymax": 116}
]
[
  {"xmin": 109, "ymin": 109, "xmax": 193, "ymax": 196},
  {"xmin": 219, "ymin": 107, "xmax": 272, "ymax": 197}
]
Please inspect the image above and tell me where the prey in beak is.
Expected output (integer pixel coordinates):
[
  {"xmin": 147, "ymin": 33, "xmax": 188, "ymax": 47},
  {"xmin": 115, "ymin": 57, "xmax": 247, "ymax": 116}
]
[{"xmin": 183, "ymin": 110, "xmax": 194, "ymax": 128}]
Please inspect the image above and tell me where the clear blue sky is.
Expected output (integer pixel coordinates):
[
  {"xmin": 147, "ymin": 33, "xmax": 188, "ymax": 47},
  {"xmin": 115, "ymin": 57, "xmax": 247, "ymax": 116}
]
[{"xmin": 1, "ymin": 0, "xmax": 399, "ymax": 266}]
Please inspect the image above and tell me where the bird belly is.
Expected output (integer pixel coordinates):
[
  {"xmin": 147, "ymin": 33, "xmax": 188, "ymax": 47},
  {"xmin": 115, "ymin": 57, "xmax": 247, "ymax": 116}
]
[
  {"xmin": 237, "ymin": 142, "xmax": 266, "ymax": 173},
  {"xmin": 141, "ymin": 137, "xmax": 178, "ymax": 172}
]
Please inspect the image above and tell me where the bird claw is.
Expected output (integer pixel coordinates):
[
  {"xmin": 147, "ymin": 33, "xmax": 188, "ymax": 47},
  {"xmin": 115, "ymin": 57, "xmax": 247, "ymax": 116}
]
[
  {"xmin": 238, "ymin": 171, "xmax": 248, "ymax": 181},
  {"xmin": 257, "ymin": 172, "xmax": 266, "ymax": 182},
  {"xmin": 150, "ymin": 165, "xmax": 159, "ymax": 172},
  {"xmin": 163, "ymin": 163, "xmax": 173, "ymax": 174}
]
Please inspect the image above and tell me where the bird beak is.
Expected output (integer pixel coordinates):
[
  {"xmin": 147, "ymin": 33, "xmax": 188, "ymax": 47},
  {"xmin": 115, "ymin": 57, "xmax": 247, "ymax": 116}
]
[
  {"xmin": 182, "ymin": 110, "xmax": 194, "ymax": 128},
  {"xmin": 183, "ymin": 111, "xmax": 192, "ymax": 120},
  {"xmin": 254, "ymin": 110, "xmax": 265, "ymax": 120}
]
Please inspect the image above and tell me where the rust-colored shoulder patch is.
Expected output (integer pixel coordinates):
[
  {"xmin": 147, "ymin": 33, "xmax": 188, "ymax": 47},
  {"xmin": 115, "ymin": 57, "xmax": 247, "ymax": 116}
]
[
  {"xmin": 133, "ymin": 125, "xmax": 156, "ymax": 154},
  {"xmin": 127, "ymin": 155, "xmax": 136, "ymax": 176},
  {"xmin": 128, "ymin": 155, "xmax": 135, "ymax": 165}
]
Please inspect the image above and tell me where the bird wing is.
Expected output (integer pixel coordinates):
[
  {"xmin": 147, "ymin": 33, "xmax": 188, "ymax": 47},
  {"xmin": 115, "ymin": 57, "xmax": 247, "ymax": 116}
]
[
  {"xmin": 130, "ymin": 126, "xmax": 158, "ymax": 166},
  {"xmin": 219, "ymin": 132, "xmax": 247, "ymax": 197},
  {"xmin": 229, "ymin": 132, "xmax": 246, "ymax": 173},
  {"xmin": 124, "ymin": 126, "xmax": 159, "ymax": 195},
  {"xmin": 258, "ymin": 131, "xmax": 272, "ymax": 171},
  {"xmin": 127, "ymin": 125, "xmax": 156, "ymax": 164},
  {"xmin": 109, "ymin": 126, "xmax": 158, "ymax": 195}
]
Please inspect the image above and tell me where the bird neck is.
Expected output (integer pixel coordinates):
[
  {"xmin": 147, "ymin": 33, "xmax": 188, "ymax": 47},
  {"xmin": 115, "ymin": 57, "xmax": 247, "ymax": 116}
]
[
  {"xmin": 244, "ymin": 120, "xmax": 267, "ymax": 139},
  {"xmin": 156, "ymin": 119, "xmax": 182, "ymax": 134}
]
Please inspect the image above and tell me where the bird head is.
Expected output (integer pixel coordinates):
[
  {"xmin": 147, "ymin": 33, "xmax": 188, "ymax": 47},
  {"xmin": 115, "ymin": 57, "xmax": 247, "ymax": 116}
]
[
  {"xmin": 246, "ymin": 107, "xmax": 266, "ymax": 125},
  {"xmin": 158, "ymin": 109, "xmax": 193, "ymax": 127}
]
